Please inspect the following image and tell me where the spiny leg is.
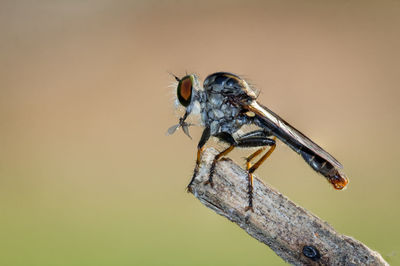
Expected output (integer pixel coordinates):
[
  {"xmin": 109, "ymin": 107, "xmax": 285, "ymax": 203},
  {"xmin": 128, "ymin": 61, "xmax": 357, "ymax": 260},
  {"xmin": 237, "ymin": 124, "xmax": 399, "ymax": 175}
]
[
  {"xmin": 239, "ymin": 129, "xmax": 271, "ymax": 139},
  {"xmin": 204, "ymin": 132, "xmax": 237, "ymax": 188},
  {"xmin": 244, "ymin": 147, "xmax": 265, "ymax": 212},
  {"xmin": 187, "ymin": 146, "xmax": 204, "ymax": 190},
  {"xmin": 235, "ymin": 134, "xmax": 275, "ymax": 212},
  {"xmin": 245, "ymin": 137, "xmax": 276, "ymax": 212},
  {"xmin": 248, "ymin": 137, "xmax": 276, "ymax": 174},
  {"xmin": 205, "ymin": 145, "xmax": 235, "ymax": 187},
  {"xmin": 187, "ymin": 127, "xmax": 210, "ymax": 192}
]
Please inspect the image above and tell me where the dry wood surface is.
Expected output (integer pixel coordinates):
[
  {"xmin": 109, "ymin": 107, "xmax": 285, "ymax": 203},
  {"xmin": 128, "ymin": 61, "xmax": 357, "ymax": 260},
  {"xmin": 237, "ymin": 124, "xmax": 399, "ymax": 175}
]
[{"xmin": 188, "ymin": 148, "xmax": 388, "ymax": 265}]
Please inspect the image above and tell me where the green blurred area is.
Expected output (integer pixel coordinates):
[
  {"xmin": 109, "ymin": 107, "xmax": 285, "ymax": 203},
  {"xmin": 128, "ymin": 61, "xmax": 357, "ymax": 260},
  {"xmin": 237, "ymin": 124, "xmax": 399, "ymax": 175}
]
[{"xmin": 1, "ymin": 1, "xmax": 400, "ymax": 265}]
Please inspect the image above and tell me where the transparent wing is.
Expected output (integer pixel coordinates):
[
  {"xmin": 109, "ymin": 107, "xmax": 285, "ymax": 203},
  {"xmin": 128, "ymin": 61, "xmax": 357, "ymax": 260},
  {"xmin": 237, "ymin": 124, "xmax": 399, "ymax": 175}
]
[
  {"xmin": 181, "ymin": 123, "xmax": 192, "ymax": 139},
  {"xmin": 166, "ymin": 124, "xmax": 180, "ymax": 136},
  {"xmin": 166, "ymin": 121, "xmax": 193, "ymax": 139},
  {"xmin": 249, "ymin": 101, "xmax": 343, "ymax": 169}
]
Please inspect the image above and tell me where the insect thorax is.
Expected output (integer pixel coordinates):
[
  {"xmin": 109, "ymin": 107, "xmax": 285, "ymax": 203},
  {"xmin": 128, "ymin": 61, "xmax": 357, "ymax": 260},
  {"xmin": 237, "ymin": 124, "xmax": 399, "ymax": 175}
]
[
  {"xmin": 194, "ymin": 90, "xmax": 250, "ymax": 136},
  {"xmin": 200, "ymin": 72, "xmax": 256, "ymax": 136}
]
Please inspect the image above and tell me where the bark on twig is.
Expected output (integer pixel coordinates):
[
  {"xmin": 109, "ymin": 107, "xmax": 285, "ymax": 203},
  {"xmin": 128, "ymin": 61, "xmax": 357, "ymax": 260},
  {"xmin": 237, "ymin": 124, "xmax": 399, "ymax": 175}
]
[{"xmin": 189, "ymin": 148, "xmax": 388, "ymax": 265}]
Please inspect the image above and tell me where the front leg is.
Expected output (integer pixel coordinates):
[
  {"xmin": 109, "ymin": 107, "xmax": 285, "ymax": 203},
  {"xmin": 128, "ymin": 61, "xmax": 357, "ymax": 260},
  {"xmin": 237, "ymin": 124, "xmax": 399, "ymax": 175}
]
[
  {"xmin": 187, "ymin": 127, "xmax": 210, "ymax": 192},
  {"xmin": 205, "ymin": 132, "xmax": 237, "ymax": 187}
]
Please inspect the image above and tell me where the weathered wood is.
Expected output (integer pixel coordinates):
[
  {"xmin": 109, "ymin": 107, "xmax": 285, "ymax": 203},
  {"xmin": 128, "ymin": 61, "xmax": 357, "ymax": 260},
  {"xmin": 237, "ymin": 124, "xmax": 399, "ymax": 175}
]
[{"xmin": 189, "ymin": 148, "xmax": 388, "ymax": 265}]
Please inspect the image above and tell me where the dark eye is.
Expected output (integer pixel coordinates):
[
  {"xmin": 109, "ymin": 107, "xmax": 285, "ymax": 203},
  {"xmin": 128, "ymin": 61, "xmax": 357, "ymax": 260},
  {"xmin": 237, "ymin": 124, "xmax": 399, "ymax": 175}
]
[{"xmin": 177, "ymin": 75, "xmax": 193, "ymax": 107}]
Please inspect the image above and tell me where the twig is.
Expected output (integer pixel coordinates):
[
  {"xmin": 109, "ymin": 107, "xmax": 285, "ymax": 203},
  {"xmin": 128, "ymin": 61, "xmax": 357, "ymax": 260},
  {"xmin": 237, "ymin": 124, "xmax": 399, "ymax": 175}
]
[{"xmin": 188, "ymin": 148, "xmax": 388, "ymax": 265}]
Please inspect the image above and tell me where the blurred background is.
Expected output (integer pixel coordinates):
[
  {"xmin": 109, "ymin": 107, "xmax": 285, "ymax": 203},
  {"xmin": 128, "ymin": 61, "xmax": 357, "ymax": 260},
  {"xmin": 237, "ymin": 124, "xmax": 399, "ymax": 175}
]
[{"xmin": 1, "ymin": 1, "xmax": 399, "ymax": 265}]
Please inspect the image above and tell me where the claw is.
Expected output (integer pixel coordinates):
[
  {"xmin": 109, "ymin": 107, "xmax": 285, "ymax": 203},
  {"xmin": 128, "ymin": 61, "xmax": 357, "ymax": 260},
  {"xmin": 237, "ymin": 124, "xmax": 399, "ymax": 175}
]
[
  {"xmin": 204, "ymin": 179, "xmax": 214, "ymax": 188},
  {"xmin": 244, "ymin": 206, "xmax": 254, "ymax": 212}
]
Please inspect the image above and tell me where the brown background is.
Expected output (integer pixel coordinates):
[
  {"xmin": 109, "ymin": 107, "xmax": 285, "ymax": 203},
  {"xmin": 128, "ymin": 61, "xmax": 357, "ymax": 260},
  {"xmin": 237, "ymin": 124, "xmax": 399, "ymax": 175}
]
[{"xmin": 1, "ymin": 1, "xmax": 399, "ymax": 265}]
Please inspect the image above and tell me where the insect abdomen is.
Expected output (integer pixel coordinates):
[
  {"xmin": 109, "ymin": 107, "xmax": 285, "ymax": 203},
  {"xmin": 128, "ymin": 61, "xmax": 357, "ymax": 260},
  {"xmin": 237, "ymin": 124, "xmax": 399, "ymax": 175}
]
[
  {"xmin": 300, "ymin": 147, "xmax": 335, "ymax": 176},
  {"xmin": 300, "ymin": 146, "xmax": 348, "ymax": 190}
]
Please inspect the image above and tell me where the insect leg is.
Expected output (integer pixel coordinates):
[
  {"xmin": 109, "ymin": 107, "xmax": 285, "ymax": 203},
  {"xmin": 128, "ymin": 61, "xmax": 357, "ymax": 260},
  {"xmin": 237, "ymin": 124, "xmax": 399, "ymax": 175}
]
[
  {"xmin": 238, "ymin": 129, "xmax": 271, "ymax": 138},
  {"xmin": 247, "ymin": 137, "xmax": 276, "ymax": 174},
  {"xmin": 236, "ymin": 135, "xmax": 276, "ymax": 212},
  {"xmin": 187, "ymin": 127, "xmax": 210, "ymax": 192},
  {"xmin": 205, "ymin": 132, "xmax": 236, "ymax": 187}
]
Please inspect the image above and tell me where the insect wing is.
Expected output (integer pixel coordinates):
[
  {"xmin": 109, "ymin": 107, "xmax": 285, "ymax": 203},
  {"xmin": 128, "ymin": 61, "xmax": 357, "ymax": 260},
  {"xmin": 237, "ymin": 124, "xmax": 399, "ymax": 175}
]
[
  {"xmin": 166, "ymin": 124, "xmax": 180, "ymax": 136},
  {"xmin": 248, "ymin": 101, "xmax": 343, "ymax": 169},
  {"xmin": 166, "ymin": 121, "xmax": 193, "ymax": 139},
  {"xmin": 181, "ymin": 123, "xmax": 192, "ymax": 139}
]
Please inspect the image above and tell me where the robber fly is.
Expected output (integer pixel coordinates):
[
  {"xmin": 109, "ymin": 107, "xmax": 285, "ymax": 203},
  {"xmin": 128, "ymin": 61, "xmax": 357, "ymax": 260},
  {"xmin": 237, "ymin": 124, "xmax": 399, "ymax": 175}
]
[{"xmin": 167, "ymin": 72, "xmax": 348, "ymax": 211}]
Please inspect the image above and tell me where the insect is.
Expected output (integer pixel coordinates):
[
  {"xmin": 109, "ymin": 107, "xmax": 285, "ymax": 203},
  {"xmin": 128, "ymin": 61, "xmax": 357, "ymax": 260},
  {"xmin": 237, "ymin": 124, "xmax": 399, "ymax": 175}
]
[{"xmin": 167, "ymin": 72, "xmax": 348, "ymax": 211}]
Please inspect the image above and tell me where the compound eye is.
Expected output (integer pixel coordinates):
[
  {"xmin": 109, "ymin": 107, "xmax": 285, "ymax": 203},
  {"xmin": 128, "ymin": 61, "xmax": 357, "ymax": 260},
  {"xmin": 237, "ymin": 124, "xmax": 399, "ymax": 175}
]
[{"xmin": 177, "ymin": 75, "xmax": 193, "ymax": 107}]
